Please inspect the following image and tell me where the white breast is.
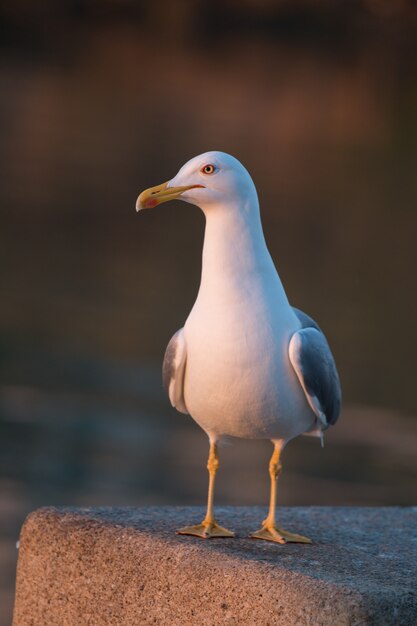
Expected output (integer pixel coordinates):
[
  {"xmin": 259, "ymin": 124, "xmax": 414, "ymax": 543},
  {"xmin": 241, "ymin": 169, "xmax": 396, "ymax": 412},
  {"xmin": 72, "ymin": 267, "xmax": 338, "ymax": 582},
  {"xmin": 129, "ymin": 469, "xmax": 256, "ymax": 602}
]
[{"xmin": 182, "ymin": 207, "xmax": 315, "ymax": 442}]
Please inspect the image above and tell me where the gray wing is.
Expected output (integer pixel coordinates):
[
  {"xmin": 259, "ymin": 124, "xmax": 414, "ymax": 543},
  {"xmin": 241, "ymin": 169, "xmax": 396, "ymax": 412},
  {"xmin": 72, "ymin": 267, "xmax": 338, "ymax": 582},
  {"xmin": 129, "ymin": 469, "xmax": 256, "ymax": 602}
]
[
  {"xmin": 162, "ymin": 328, "xmax": 188, "ymax": 414},
  {"xmin": 289, "ymin": 308, "xmax": 341, "ymax": 428}
]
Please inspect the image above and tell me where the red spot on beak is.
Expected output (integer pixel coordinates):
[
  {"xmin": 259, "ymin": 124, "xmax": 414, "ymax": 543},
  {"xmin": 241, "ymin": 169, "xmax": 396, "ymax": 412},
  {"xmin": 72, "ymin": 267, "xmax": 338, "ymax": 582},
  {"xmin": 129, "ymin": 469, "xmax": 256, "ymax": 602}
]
[{"xmin": 146, "ymin": 198, "xmax": 158, "ymax": 208}]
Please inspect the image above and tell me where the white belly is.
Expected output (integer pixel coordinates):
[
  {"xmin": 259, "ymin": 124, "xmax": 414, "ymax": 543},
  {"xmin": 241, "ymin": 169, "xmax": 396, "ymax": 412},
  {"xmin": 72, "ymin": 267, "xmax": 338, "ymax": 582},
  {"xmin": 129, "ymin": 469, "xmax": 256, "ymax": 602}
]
[{"xmin": 183, "ymin": 295, "xmax": 315, "ymax": 442}]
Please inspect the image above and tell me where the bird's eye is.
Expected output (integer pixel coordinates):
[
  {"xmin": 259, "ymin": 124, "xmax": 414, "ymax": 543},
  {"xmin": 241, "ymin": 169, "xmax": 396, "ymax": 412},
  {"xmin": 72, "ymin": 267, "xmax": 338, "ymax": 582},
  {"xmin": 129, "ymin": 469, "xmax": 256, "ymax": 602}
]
[{"xmin": 201, "ymin": 164, "xmax": 216, "ymax": 175}]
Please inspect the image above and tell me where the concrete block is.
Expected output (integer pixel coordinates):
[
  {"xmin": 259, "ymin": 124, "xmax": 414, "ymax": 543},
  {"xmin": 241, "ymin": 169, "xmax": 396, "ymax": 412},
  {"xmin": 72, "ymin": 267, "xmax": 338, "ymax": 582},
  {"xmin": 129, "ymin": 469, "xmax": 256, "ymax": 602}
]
[{"xmin": 13, "ymin": 506, "xmax": 417, "ymax": 625}]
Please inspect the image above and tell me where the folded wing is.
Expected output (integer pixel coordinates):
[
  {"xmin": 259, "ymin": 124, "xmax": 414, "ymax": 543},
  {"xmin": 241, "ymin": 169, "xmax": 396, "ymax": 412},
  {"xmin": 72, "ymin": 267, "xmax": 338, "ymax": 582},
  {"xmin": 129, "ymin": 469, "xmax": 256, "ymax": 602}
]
[
  {"xmin": 162, "ymin": 328, "xmax": 188, "ymax": 414},
  {"xmin": 289, "ymin": 308, "xmax": 341, "ymax": 429}
]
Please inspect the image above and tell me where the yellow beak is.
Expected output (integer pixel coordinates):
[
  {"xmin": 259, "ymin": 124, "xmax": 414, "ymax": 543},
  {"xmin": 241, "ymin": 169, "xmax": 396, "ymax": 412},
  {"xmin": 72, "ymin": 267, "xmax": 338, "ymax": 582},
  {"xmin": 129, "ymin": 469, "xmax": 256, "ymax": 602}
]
[{"xmin": 136, "ymin": 181, "xmax": 204, "ymax": 212}]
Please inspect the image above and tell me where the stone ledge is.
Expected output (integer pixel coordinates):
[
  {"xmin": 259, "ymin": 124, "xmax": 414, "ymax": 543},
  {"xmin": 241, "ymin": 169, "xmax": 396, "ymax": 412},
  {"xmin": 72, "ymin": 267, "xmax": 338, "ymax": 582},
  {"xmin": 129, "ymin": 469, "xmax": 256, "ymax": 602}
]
[{"xmin": 13, "ymin": 506, "xmax": 417, "ymax": 626}]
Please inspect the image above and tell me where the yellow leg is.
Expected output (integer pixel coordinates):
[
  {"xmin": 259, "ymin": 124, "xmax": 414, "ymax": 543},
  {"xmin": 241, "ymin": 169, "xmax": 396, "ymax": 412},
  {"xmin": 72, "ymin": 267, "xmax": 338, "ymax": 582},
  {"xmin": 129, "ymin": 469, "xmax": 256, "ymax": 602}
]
[
  {"xmin": 177, "ymin": 442, "xmax": 234, "ymax": 539},
  {"xmin": 251, "ymin": 441, "xmax": 312, "ymax": 544}
]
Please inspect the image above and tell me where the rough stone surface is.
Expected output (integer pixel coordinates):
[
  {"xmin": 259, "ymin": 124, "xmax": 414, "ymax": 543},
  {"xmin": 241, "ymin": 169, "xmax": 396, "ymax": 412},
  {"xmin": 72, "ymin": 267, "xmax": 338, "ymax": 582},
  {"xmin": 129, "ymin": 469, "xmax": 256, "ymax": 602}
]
[{"xmin": 13, "ymin": 506, "xmax": 417, "ymax": 625}]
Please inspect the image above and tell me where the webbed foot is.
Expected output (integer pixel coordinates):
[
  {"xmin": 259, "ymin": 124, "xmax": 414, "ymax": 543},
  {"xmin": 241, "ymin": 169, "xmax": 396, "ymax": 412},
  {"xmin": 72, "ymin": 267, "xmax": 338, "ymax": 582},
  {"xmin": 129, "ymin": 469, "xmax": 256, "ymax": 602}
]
[
  {"xmin": 177, "ymin": 520, "xmax": 234, "ymax": 539},
  {"xmin": 251, "ymin": 524, "xmax": 311, "ymax": 544}
]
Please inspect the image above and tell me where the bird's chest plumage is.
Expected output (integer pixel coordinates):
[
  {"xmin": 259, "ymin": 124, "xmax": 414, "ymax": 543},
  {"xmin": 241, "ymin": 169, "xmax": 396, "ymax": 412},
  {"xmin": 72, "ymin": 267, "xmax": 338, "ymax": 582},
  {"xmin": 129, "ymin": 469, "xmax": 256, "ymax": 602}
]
[{"xmin": 183, "ymin": 286, "xmax": 314, "ymax": 441}]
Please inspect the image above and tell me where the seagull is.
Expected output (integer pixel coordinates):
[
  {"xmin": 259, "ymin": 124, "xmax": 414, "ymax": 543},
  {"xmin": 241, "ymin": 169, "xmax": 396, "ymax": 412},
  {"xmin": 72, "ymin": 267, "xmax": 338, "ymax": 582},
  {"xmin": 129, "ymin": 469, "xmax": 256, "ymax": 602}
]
[{"xmin": 136, "ymin": 151, "xmax": 341, "ymax": 544}]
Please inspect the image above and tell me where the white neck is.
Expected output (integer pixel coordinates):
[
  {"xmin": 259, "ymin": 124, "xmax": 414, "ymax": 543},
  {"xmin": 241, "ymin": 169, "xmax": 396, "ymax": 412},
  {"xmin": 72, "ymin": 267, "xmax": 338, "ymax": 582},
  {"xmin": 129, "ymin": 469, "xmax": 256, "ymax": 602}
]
[{"xmin": 198, "ymin": 196, "xmax": 289, "ymax": 306}]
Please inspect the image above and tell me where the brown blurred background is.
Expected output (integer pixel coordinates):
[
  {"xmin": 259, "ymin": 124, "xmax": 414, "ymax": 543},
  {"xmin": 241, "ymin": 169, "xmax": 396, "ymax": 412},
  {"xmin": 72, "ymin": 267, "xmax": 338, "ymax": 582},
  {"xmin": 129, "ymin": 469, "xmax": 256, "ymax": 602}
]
[{"xmin": 1, "ymin": 1, "xmax": 417, "ymax": 623}]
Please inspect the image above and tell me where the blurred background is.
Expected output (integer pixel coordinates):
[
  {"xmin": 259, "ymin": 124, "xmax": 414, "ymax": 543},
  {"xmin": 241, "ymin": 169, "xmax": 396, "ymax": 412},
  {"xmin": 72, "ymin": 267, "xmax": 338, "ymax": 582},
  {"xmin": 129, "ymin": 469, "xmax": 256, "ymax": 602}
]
[{"xmin": 1, "ymin": 0, "xmax": 417, "ymax": 622}]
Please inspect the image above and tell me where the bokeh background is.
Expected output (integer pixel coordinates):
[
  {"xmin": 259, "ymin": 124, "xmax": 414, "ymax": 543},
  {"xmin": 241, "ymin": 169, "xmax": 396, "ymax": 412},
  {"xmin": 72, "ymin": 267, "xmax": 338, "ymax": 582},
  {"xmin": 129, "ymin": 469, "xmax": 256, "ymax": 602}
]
[{"xmin": 1, "ymin": 1, "xmax": 417, "ymax": 622}]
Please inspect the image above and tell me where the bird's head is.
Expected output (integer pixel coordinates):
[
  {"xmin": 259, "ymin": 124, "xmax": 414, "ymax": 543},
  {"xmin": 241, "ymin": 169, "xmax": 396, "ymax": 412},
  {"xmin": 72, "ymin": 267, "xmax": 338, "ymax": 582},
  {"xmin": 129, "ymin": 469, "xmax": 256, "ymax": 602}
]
[{"xmin": 136, "ymin": 151, "xmax": 258, "ymax": 214}]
